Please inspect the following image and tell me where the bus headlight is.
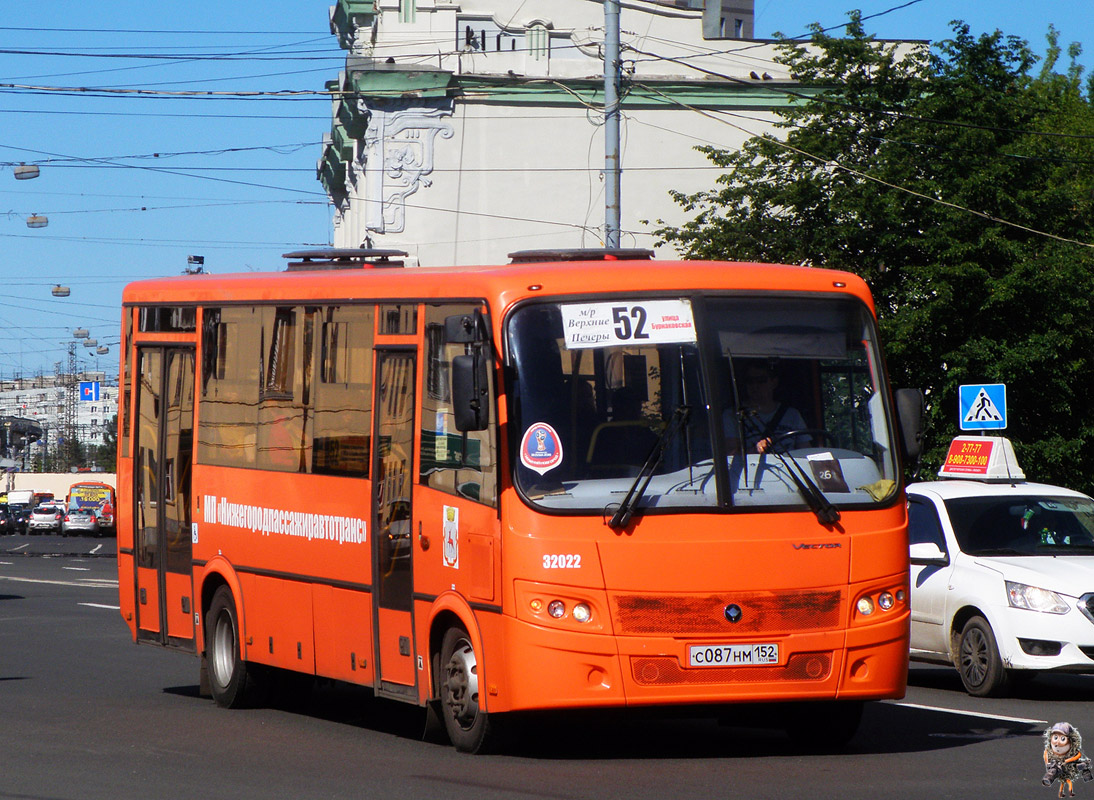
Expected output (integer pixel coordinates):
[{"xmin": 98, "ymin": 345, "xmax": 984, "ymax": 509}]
[
  {"xmin": 547, "ymin": 600, "xmax": 566, "ymax": 619},
  {"xmin": 853, "ymin": 583, "xmax": 907, "ymax": 623},
  {"xmin": 1006, "ymin": 581, "xmax": 1069, "ymax": 614},
  {"xmin": 572, "ymin": 603, "xmax": 592, "ymax": 623}
]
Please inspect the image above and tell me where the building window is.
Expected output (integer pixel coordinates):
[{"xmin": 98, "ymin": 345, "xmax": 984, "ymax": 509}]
[{"xmin": 399, "ymin": 0, "xmax": 415, "ymax": 24}]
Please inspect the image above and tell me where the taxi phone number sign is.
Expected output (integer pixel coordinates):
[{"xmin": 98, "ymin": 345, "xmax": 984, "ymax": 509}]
[
  {"xmin": 942, "ymin": 437, "xmax": 995, "ymax": 475},
  {"xmin": 559, "ymin": 299, "xmax": 696, "ymax": 350}
]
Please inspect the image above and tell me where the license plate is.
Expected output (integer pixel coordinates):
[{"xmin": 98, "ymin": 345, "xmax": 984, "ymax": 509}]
[{"xmin": 688, "ymin": 643, "xmax": 779, "ymax": 667}]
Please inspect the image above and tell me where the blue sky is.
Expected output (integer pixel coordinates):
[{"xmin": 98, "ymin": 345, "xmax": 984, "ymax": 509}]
[{"xmin": 1, "ymin": 1, "xmax": 1090, "ymax": 380}]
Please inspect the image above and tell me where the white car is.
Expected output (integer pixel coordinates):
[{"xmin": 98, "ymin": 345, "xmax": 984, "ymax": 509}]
[{"xmin": 908, "ymin": 438, "xmax": 1094, "ymax": 696}]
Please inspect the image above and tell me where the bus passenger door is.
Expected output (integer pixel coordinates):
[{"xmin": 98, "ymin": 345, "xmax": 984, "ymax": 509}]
[
  {"xmin": 134, "ymin": 347, "xmax": 197, "ymax": 650},
  {"xmin": 372, "ymin": 350, "xmax": 417, "ymax": 695}
]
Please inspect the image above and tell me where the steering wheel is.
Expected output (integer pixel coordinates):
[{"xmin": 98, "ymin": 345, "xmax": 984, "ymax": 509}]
[{"xmin": 762, "ymin": 428, "xmax": 836, "ymax": 453}]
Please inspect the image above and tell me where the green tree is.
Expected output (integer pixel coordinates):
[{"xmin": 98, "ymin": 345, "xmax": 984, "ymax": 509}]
[
  {"xmin": 656, "ymin": 17, "xmax": 1094, "ymax": 490},
  {"xmin": 89, "ymin": 415, "xmax": 118, "ymax": 473}
]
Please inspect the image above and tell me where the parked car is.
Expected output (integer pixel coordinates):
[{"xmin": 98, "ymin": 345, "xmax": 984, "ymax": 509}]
[
  {"xmin": 28, "ymin": 504, "xmax": 64, "ymax": 535},
  {"xmin": 62, "ymin": 508, "xmax": 100, "ymax": 537},
  {"xmin": 908, "ymin": 436, "xmax": 1094, "ymax": 697}
]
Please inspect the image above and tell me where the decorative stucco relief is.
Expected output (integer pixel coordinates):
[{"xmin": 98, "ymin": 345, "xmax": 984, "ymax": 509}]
[{"xmin": 351, "ymin": 97, "xmax": 455, "ymax": 234}]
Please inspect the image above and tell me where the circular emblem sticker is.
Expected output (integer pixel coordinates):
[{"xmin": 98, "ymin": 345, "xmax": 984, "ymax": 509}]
[{"xmin": 519, "ymin": 422, "xmax": 563, "ymax": 475}]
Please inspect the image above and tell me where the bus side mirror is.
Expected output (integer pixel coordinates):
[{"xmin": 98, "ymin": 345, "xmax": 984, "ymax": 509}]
[
  {"xmin": 452, "ymin": 352, "xmax": 489, "ymax": 432},
  {"xmin": 895, "ymin": 388, "xmax": 924, "ymax": 461},
  {"xmin": 445, "ymin": 311, "xmax": 487, "ymax": 344}
]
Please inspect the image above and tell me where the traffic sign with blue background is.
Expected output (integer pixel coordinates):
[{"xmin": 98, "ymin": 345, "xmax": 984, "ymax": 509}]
[
  {"xmin": 959, "ymin": 383, "xmax": 1007, "ymax": 430},
  {"xmin": 79, "ymin": 381, "xmax": 100, "ymax": 402}
]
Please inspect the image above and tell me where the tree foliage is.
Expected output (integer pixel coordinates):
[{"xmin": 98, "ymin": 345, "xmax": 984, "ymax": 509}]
[{"xmin": 656, "ymin": 17, "xmax": 1094, "ymax": 490}]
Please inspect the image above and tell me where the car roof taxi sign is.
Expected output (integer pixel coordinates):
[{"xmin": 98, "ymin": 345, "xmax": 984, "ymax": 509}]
[{"xmin": 938, "ymin": 436, "xmax": 1025, "ymax": 482}]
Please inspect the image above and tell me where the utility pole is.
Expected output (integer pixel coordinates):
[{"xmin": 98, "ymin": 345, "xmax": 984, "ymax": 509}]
[{"xmin": 604, "ymin": 0, "xmax": 621, "ymax": 248}]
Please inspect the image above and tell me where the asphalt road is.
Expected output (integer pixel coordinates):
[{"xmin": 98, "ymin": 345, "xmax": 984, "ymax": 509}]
[{"xmin": 1, "ymin": 537, "xmax": 1090, "ymax": 800}]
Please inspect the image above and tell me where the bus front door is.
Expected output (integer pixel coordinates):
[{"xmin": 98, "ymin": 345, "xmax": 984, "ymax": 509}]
[
  {"xmin": 372, "ymin": 350, "xmax": 417, "ymax": 696},
  {"xmin": 133, "ymin": 347, "xmax": 196, "ymax": 650}
]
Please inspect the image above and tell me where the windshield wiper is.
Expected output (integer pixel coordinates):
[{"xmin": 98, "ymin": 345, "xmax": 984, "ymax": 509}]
[
  {"xmin": 761, "ymin": 441, "xmax": 840, "ymax": 526},
  {"xmin": 607, "ymin": 406, "xmax": 690, "ymax": 530}
]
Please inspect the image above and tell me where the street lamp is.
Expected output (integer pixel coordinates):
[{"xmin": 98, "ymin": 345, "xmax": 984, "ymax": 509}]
[
  {"xmin": 14, "ymin": 164, "xmax": 39, "ymax": 180},
  {"xmin": 51, "ymin": 285, "xmax": 70, "ymax": 297}
]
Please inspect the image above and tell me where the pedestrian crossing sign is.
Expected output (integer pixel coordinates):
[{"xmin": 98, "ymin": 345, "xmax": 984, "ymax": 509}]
[{"xmin": 959, "ymin": 383, "xmax": 1006, "ymax": 430}]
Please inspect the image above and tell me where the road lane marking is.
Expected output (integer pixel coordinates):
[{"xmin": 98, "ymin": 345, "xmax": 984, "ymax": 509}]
[
  {"xmin": 90, "ymin": 544, "xmax": 103, "ymax": 554},
  {"xmin": 79, "ymin": 602, "xmax": 121, "ymax": 610},
  {"xmin": 891, "ymin": 701, "xmax": 1046, "ymax": 725},
  {"xmin": 7, "ymin": 543, "xmax": 29, "ymax": 552},
  {"xmin": 63, "ymin": 567, "xmax": 91, "ymax": 571},
  {"xmin": 0, "ymin": 575, "xmax": 116, "ymax": 589}
]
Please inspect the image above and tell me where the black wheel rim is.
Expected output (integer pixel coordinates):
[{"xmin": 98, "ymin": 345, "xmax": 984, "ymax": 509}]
[{"xmin": 961, "ymin": 628, "xmax": 988, "ymax": 687}]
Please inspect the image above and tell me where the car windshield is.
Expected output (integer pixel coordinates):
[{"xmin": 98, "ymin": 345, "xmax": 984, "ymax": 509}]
[
  {"xmin": 944, "ymin": 495, "xmax": 1094, "ymax": 555},
  {"xmin": 506, "ymin": 295, "xmax": 900, "ymax": 515}
]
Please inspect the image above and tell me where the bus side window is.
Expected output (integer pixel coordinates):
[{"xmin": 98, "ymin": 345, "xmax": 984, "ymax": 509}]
[
  {"xmin": 312, "ymin": 305, "xmax": 373, "ymax": 477},
  {"xmin": 420, "ymin": 303, "xmax": 497, "ymax": 506},
  {"xmin": 256, "ymin": 306, "xmax": 308, "ymax": 472},
  {"xmin": 199, "ymin": 307, "xmax": 260, "ymax": 468}
]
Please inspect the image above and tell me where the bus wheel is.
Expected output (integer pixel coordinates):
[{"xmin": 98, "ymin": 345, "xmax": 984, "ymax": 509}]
[
  {"xmin": 957, "ymin": 616, "xmax": 1010, "ymax": 697},
  {"xmin": 206, "ymin": 585, "xmax": 263, "ymax": 708},
  {"xmin": 439, "ymin": 626, "xmax": 497, "ymax": 753}
]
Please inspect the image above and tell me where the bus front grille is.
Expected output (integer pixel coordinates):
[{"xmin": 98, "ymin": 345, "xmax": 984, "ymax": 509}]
[
  {"xmin": 611, "ymin": 590, "xmax": 842, "ymax": 635},
  {"xmin": 631, "ymin": 652, "xmax": 833, "ymax": 685}
]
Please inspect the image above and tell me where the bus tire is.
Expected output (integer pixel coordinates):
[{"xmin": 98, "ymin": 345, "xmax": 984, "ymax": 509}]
[
  {"xmin": 957, "ymin": 616, "xmax": 1009, "ymax": 697},
  {"xmin": 439, "ymin": 626, "xmax": 498, "ymax": 753},
  {"xmin": 206, "ymin": 585, "xmax": 263, "ymax": 708}
]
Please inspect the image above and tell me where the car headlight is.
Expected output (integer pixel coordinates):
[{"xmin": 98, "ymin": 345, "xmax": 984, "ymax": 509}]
[{"xmin": 1005, "ymin": 581, "xmax": 1070, "ymax": 614}]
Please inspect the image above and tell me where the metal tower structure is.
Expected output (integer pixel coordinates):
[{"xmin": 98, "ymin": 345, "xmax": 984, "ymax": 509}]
[{"xmin": 62, "ymin": 341, "xmax": 78, "ymax": 470}]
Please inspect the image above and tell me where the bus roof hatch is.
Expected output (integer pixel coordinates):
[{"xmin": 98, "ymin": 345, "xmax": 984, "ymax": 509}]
[
  {"xmin": 282, "ymin": 249, "xmax": 408, "ymax": 271},
  {"xmin": 507, "ymin": 248, "xmax": 654, "ymax": 264}
]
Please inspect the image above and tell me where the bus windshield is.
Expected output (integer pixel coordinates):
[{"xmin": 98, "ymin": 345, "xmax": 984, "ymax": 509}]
[{"xmin": 507, "ymin": 295, "xmax": 900, "ymax": 514}]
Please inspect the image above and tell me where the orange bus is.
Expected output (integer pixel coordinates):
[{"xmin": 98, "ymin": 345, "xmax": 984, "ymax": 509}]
[
  {"xmin": 116, "ymin": 248, "xmax": 921, "ymax": 752},
  {"xmin": 66, "ymin": 481, "xmax": 116, "ymax": 533}
]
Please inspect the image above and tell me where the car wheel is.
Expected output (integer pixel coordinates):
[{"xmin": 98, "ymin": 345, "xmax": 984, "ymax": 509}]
[
  {"xmin": 206, "ymin": 586, "xmax": 265, "ymax": 708},
  {"xmin": 957, "ymin": 616, "xmax": 1010, "ymax": 697},
  {"xmin": 439, "ymin": 626, "xmax": 501, "ymax": 753}
]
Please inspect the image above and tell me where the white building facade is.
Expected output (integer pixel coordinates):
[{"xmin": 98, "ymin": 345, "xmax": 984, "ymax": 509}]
[
  {"xmin": 0, "ymin": 374, "xmax": 118, "ymax": 468},
  {"xmin": 319, "ymin": 0, "xmax": 796, "ymax": 266}
]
